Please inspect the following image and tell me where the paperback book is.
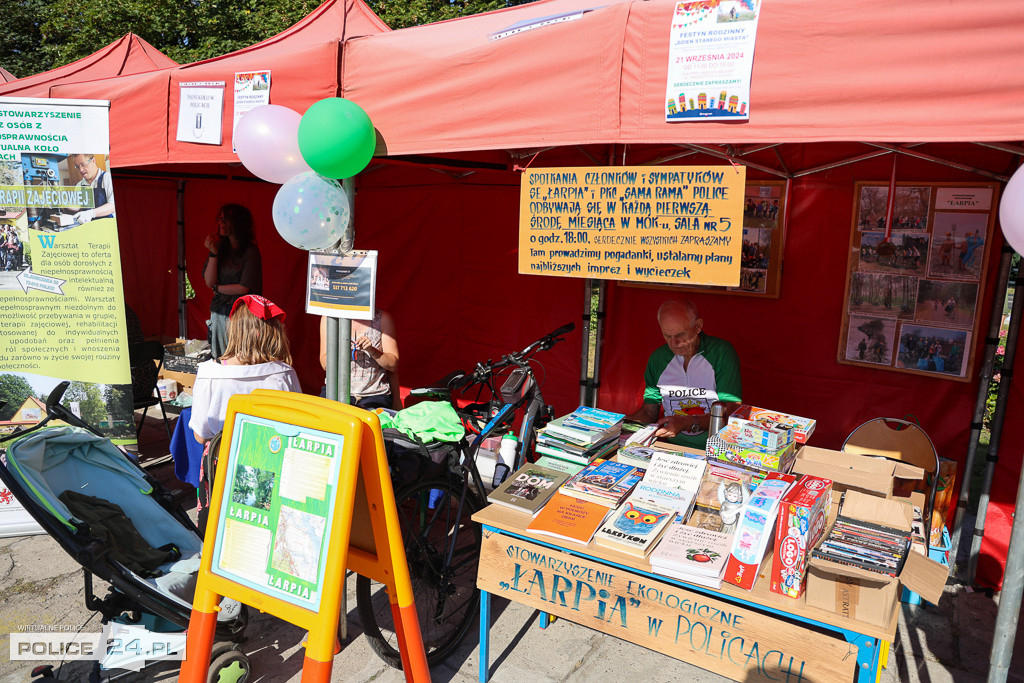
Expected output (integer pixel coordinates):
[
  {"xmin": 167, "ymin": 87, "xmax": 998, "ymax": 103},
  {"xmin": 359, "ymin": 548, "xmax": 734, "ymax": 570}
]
[
  {"xmin": 560, "ymin": 459, "xmax": 643, "ymax": 508},
  {"xmin": 632, "ymin": 450, "xmax": 707, "ymax": 514},
  {"xmin": 486, "ymin": 463, "xmax": 572, "ymax": 515},
  {"xmin": 535, "ymin": 433, "xmax": 618, "ymax": 466},
  {"xmin": 649, "ymin": 519, "xmax": 734, "ymax": 587},
  {"xmin": 542, "ymin": 406, "xmax": 624, "ymax": 447},
  {"xmin": 526, "ymin": 493, "xmax": 610, "ymax": 546},
  {"xmin": 534, "ymin": 455, "xmax": 586, "ymax": 475},
  {"xmin": 594, "ymin": 496, "xmax": 675, "ymax": 557}
]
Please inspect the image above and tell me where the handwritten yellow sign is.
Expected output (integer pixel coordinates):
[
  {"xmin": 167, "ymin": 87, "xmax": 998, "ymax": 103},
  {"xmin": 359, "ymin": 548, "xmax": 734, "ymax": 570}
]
[{"xmin": 519, "ymin": 166, "xmax": 745, "ymax": 286}]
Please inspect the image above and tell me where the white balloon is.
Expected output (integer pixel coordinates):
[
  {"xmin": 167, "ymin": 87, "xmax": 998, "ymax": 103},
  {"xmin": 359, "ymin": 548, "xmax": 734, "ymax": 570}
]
[
  {"xmin": 234, "ymin": 105, "xmax": 312, "ymax": 184},
  {"xmin": 999, "ymin": 164, "xmax": 1024, "ymax": 255},
  {"xmin": 271, "ymin": 172, "xmax": 351, "ymax": 250}
]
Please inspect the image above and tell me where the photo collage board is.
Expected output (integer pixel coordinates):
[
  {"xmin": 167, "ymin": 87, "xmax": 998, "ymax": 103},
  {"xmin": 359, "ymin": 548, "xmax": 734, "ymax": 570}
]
[
  {"xmin": 625, "ymin": 179, "xmax": 786, "ymax": 298},
  {"xmin": 838, "ymin": 182, "xmax": 999, "ymax": 381}
]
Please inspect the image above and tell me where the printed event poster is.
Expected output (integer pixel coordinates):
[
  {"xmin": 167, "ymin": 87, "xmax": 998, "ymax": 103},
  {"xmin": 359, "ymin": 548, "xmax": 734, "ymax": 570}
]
[
  {"xmin": 305, "ymin": 250, "xmax": 377, "ymax": 320},
  {"xmin": 176, "ymin": 82, "xmax": 225, "ymax": 145},
  {"xmin": 0, "ymin": 97, "xmax": 134, "ymax": 452},
  {"xmin": 232, "ymin": 70, "xmax": 271, "ymax": 152},
  {"xmin": 519, "ymin": 166, "xmax": 745, "ymax": 286},
  {"xmin": 665, "ymin": 1, "xmax": 762, "ymax": 122},
  {"xmin": 211, "ymin": 414, "xmax": 345, "ymax": 612}
]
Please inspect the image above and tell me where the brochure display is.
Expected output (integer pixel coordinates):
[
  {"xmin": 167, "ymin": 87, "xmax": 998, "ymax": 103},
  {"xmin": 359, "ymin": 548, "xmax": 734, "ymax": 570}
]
[
  {"xmin": 474, "ymin": 504, "xmax": 895, "ymax": 683},
  {"xmin": 180, "ymin": 390, "xmax": 429, "ymax": 683},
  {"xmin": 306, "ymin": 249, "xmax": 377, "ymax": 320}
]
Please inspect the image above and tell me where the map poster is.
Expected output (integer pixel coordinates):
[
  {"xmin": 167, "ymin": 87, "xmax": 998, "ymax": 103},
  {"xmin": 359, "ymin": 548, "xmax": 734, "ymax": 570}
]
[
  {"xmin": 665, "ymin": 1, "xmax": 762, "ymax": 122},
  {"xmin": 519, "ymin": 166, "xmax": 745, "ymax": 287},
  {"xmin": 175, "ymin": 81, "xmax": 225, "ymax": 145},
  {"xmin": 211, "ymin": 414, "xmax": 344, "ymax": 612},
  {"xmin": 0, "ymin": 97, "xmax": 134, "ymax": 449},
  {"xmin": 305, "ymin": 249, "xmax": 377, "ymax": 320}
]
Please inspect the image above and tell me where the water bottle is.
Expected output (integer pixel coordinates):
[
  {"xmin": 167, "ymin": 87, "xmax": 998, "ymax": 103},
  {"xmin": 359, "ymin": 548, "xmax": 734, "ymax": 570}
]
[
  {"xmin": 495, "ymin": 432, "xmax": 517, "ymax": 486},
  {"xmin": 708, "ymin": 401, "xmax": 727, "ymax": 437}
]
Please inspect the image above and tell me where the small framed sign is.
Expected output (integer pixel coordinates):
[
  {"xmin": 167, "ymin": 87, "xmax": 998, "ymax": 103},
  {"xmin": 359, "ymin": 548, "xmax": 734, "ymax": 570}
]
[{"xmin": 305, "ymin": 250, "xmax": 377, "ymax": 320}]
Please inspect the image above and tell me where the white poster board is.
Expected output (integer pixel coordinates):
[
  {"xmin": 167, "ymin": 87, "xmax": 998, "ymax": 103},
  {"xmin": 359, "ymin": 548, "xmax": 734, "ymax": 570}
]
[{"xmin": 176, "ymin": 82, "xmax": 225, "ymax": 145}]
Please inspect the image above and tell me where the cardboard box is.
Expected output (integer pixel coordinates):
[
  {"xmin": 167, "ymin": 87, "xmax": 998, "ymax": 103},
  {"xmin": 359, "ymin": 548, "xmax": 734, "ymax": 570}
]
[
  {"xmin": 792, "ymin": 446, "xmax": 924, "ymax": 498},
  {"xmin": 770, "ymin": 475, "xmax": 833, "ymax": 599},
  {"xmin": 805, "ymin": 491, "xmax": 949, "ymax": 627},
  {"xmin": 723, "ymin": 472, "xmax": 797, "ymax": 590},
  {"xmin": 707, "ymin": 432, "xmax": 796, "ymax": 473},
  {"xmin": 730, "ymin": 404, "xmax": 816, "ymax": 443}
]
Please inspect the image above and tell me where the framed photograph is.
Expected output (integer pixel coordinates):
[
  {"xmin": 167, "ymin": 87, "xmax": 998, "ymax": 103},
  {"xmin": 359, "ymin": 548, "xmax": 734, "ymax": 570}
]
[
  {"xmin": 856, "ymin": 185, "xmax": 931, "ymax": 232},
  {"xmin": 624, "ymin": 180, "xmax": 787, "ymax": 298},
  {"xmin": 895, "ymin": 324, "xmax": 971, "ymax": 379},
  {"xmin": 839, "ymin": 181, "xmax": 998, "ymax": 381},
  {"xmin": 844, "ymin": 315, "xmax": 898, "ymax": 366},
  {"xmin": 926, "ymin": 212, "xmax": 988, "ymax": 281}
]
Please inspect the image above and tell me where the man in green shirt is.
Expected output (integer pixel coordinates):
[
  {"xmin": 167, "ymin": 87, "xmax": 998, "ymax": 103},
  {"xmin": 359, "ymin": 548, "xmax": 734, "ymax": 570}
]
[{"xmin": 627, "ymin": 299, "xmax": 742, "ymax": 449}]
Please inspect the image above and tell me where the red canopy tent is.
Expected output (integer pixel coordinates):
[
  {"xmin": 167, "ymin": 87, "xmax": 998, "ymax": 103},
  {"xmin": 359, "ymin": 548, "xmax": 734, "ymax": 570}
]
[
  {"xmin": 0, "ymin": 67, "xmax": 16, "ymax": 83},
  {"xmin": 0, "ymin": 33, "xmax": 176, "ymax": 98},
  {"xmin": 14, "ymin": 0, "xmax": 1023, "ymax": 587}
]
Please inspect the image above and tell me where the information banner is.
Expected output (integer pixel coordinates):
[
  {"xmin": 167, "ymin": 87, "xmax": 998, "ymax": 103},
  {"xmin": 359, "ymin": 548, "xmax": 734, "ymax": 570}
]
[
  {"xmin": 0, "ymin": 97, "xmax": 133, "ymax": 446},
  {"xmin": 519, "ymin": 166, "xmax": 745, "ymax": 286},
  {"xmin": 305, "ymin": 250, "xmax": 377, "ymax": 320},
  {"xmin": 232, "ymin": 70, "xmax": 270, "ymax": 152},
  {"xmin": 211, "ymin": 414, "xmax": 345, "ymax": 612},
  {"xmin": 665, "ymin": 0, "xmax": 762, "ymax": 122}
]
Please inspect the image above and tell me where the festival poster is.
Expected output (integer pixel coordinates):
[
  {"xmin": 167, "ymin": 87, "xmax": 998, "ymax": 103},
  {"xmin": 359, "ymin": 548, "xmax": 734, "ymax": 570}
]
[
  {"xmin": 176, "ymin": 82, "xmax": 225, "ymax": 145},
  {"xmin": 232, "ymin": 70, "xmax": 271, "ymax": 153},
  {"xmin": 665, "ymin": 1, "xmax": 762, "ymax": 122},
  {"xmin": 0, "ymin": 97, "xmax": 134, "ymax": 448}
]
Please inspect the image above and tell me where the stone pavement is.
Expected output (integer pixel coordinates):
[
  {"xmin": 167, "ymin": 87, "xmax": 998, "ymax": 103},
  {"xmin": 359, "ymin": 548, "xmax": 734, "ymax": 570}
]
[{"xmin": 1, "ymin": 417, "xmax": 1022, "ymax": 682}]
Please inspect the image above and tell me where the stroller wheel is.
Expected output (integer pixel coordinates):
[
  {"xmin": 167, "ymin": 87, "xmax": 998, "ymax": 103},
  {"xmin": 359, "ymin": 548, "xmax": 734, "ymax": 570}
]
[{"xmin": 208, "ymin": 648, "xmax": 251, "ymax": 683}]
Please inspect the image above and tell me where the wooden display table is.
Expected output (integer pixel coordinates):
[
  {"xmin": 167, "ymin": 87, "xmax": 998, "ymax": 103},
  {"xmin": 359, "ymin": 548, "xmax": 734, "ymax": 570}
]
[{"xmin": 473, "ymin": 504, "xmax": 895, "ymax": 683}]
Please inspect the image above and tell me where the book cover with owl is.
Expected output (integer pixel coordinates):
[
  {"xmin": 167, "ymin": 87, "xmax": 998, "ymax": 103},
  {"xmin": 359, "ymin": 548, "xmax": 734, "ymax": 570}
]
[{"xmin": 593, "ymin": 496, "xmax": 675, "ymax": 557}]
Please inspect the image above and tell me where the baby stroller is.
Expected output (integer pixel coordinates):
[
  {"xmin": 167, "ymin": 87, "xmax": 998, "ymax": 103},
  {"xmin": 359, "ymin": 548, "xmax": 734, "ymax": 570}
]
[{"xmin": 0, "ymin": 382, "xmax": 250, "ymax": 682}]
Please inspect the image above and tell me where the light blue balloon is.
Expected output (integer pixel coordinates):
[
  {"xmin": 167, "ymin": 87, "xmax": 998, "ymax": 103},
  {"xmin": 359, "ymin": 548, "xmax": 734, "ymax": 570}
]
[{"xmin": 272, "ymin": 171, "xmax": 351, "ymax": 250}]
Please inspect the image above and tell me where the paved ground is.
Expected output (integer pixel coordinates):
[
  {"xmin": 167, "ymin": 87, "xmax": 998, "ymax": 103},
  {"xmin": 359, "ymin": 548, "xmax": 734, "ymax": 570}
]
[{"xmin": 1, "ymin": 415, "xmax": 1022, "ymax": 682}]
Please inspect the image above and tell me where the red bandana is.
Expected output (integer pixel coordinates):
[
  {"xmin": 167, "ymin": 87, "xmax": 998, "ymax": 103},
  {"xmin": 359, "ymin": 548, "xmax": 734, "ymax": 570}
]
[{"xmin": 230, "ymin": 294, "xmax": 286, "ymax": 322}]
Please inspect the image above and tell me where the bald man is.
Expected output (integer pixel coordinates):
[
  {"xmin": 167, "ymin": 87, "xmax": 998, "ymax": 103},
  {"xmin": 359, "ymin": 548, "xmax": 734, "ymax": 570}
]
[{"xmin": 627, "ymin": 299, "xmax": 742, "ymax": 449}]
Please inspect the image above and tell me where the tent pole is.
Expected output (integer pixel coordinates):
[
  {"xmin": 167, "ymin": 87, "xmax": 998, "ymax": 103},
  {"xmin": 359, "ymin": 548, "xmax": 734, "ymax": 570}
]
[
  {"xmin": 950, "ymin": 245, "xmax": 1014, "ymax": 577},
  {"xmin": 591, "ymin": 280, "xmax": 607, "ymax": 408},
  {"xmin": 580, "ymin": 279, "xmax": 593, "ymax": 407},
  {"xmin": 988, "ymin": 445, "xmax": 1024, "ymax": 683},
  {"xmin": 968, "ymin": 262, "xmax": 1023, "ymax": 584},
  {"xmin": 177, "ymin": 180, "xmax": 186, "ymax": 338}
]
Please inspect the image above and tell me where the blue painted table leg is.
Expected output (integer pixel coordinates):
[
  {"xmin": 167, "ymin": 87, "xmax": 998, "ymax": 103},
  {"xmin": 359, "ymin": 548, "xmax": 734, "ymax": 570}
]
[
  {"xmin": 539, "ymin": 611, "xmax": 550, "ymax": 629},
  {"xmin": 841, "ymin": 627, "xmax": 880, "ymax": 683},
  {"xmin": 479, "ymin": 589, "xmax": 492, "ymax": 682}
]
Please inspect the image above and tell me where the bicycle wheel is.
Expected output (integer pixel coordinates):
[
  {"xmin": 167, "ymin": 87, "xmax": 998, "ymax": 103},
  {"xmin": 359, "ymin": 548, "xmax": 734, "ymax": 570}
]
[{"xmin": 356, "ymin": 474, "xmax": 483, "ymax": 668}]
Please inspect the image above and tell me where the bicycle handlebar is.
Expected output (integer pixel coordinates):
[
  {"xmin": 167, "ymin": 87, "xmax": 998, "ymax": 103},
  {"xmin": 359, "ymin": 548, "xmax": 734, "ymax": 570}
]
[{"xmin": 441, "ymin": 322, "xmax": 576, "ymax": 391}]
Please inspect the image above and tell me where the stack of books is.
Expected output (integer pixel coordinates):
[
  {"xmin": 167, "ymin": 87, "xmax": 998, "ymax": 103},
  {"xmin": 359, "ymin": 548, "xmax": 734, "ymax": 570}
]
[
  {"xmin": 535, "ymin": 406, "xmax": 624, "ymax": 466},
  {"xmin": 631, "ymin": 449, "xmax": 707, "ymax": 518},
  {"xmin": 649, "ymin": 519, "xmax": 734, "ymax": 588},
  {"xmin": 559, "ymin": 459, "xmax": 643, "ymax": 508},
  {"xmin": 811, "ymin": 516, "xmax": 910, "ymax": 577},
  {"xmin": 526, "ymin": 493, "xmax": 611, "ymax": 546}
]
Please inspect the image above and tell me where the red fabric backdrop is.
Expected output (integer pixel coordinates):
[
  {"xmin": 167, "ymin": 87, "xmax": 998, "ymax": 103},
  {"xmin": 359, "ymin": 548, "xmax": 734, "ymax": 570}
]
[{"xmin": 111, "ymin": 152, "xmax": 1018, "ymax": 587}]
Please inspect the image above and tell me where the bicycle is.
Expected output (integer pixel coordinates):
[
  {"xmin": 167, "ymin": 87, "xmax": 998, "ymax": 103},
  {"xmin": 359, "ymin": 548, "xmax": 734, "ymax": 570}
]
[{"xmin": 355, "ymin": 322, "xmax": 575, "ymax": 668}]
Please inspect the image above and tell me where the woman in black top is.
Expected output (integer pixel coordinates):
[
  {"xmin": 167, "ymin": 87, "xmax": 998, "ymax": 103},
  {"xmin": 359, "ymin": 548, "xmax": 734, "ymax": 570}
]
[{"xmin": 202, "ymin": 204, "xmax": 262, "ymax": 359}]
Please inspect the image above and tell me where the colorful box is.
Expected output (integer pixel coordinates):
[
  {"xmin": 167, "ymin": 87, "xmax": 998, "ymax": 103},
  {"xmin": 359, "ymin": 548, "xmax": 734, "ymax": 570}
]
[
  {"xmin": 722, "ymin": 472, "xmax": 797, "ymax": 590},
  {"xmin": 720, "ymin": 418, "xmax": 794, "ymax": 451},
  {"xmin": 770, "ymin": 475, "xmax": 833, "ymax": 599},
  {"xmin": 730, "ymin": 405, "xmax": 816, "ymax": 444},
  {"xmin": 706, "ymin": 431, "xmax": 796, "ymax": 473}
]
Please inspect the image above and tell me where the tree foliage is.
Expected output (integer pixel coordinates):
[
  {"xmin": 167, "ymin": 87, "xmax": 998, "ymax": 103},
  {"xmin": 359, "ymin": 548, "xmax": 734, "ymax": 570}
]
[
  {"xmin": 62, "ymin": 380, "xmax": 107, "ymax": 430},
  {"xmin": 0, "ymin": 0, "xmax": 538, "ymax": 77},
  {"xmin": 0, "ymin": 374, "xmax": 35, "ymax": 421}
]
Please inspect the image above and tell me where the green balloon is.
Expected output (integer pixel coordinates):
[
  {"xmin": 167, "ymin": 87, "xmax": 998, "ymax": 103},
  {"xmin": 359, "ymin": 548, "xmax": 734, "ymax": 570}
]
[{"xmin": 297, "ymin": 98, "xmax": 376, "ymax": 179}]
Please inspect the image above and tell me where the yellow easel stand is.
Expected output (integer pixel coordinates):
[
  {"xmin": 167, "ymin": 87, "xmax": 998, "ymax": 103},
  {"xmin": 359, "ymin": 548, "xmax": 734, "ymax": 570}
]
[{"xmin": 178, "ymin": 390, "xmax": 429, "ymax": 683}]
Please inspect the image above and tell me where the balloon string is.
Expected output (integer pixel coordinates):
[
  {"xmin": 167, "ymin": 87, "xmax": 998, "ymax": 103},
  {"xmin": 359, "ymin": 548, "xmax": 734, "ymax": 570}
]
[
  {"xmin": 513, "ymin": 151, "xmax": 541, "ymax": 173},
  {"xmin": 884, "ymin": 155, "xmax": 897, "ymax": 241}
]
